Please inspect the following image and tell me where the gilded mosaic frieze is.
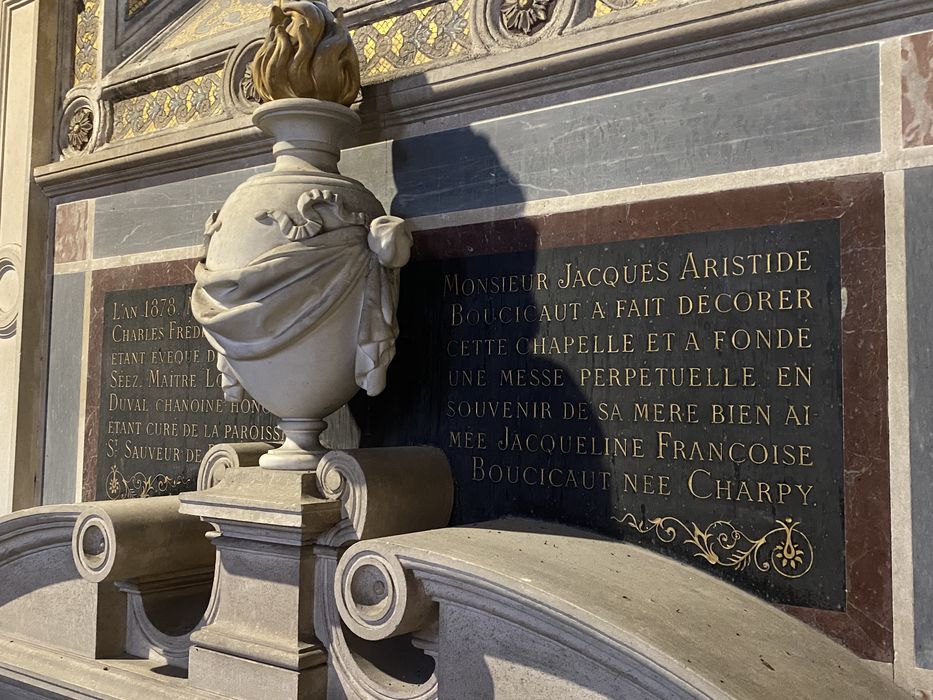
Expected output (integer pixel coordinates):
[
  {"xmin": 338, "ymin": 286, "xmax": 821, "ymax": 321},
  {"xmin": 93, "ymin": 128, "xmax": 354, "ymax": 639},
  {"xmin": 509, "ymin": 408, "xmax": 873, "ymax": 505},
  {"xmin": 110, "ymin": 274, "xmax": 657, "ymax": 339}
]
[
  {"xmin": 74, "ymin": 0, "xmax": 101, "ymax": 85},
  {"xmin": 75, "ymin": 0, "xmax": 689, "ymax": 148},
  {"xmin": 111, "ymin": 70, "xmax": 225, "ymax": 141},
  {"xmin": 162, "ymin": 0, "xmax": 269, "ymax": 50},
  {"xmin": 351, "ymin": 0, "xmax": 471, "ymax": 83}
]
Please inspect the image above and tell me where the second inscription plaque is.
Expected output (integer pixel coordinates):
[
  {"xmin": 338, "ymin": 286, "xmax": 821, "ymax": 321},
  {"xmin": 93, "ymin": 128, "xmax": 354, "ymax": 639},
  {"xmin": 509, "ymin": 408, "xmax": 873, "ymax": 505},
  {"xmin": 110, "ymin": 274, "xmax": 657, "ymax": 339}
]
[{"xmin": 97, "ymin": 283, "xmax": 282, "ymax": 499}]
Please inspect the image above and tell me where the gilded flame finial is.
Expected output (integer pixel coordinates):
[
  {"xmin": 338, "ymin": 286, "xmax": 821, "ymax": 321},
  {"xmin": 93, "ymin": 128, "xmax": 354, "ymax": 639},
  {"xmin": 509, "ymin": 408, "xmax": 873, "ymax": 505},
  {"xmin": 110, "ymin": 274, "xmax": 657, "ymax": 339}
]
[{"xmin": 250, "ymin": 1, "xmax": 361, "ymax": 106}]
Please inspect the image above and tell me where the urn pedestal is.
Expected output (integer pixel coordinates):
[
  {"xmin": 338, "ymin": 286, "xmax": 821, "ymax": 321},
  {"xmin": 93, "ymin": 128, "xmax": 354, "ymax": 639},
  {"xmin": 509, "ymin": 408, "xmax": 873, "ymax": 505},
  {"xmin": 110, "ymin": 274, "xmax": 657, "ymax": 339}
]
[
  {"xmin": 179, "ymin": 467, "xmax": 341, "ymax": 699},
  {"xmin": 177, "ymin": 446, "xmax": 453, "ymax": 700}
]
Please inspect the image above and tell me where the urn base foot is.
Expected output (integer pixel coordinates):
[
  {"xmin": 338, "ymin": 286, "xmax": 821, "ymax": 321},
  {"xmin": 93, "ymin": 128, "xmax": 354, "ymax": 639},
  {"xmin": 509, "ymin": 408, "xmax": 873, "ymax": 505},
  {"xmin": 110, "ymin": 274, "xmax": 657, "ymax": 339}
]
[
  {"xmin": 259, "ymin": 447, "xmax": 324, "ymax": 471},
  {"xmin": 260, "ymin": 418, "xmax": 327, "ymax": 472}
]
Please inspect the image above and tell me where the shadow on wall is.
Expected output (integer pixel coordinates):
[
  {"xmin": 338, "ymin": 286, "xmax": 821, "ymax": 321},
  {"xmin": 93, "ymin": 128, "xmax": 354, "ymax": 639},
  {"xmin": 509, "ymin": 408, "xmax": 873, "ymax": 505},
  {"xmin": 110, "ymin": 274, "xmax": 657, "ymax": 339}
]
[
  {"xmin": 335, "ymin": 90, "xmax": 618, "ymax": 698},
  {"xmin": 328, "ymin": 76, "xmax": 636, "ymax": 697},
  {"xmin": 344, "ymin": 117, "xmax": 610, "ymax": 536}
]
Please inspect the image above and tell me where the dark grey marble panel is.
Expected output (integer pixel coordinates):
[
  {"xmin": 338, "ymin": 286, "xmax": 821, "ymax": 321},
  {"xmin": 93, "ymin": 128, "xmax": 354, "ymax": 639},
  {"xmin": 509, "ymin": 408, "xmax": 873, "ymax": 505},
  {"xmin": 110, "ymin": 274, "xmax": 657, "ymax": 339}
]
[
  {"xmin": 390, "ymin": 46, "xmax": 880, "ymax": 218},
  {"xmin": 92, "ymin": 140, "xmax": 394, "ymax": 259},
  {"xmin": 908, "ymin": 165, "xmax": 933, "ymax": 669},
  {"xmin": 42, "ymin": 273, "xmax": 86, "ymax": 505},
  {"xmin": 93, "ymin": 165, "xmax": 270, "ymax": 258},
  {"xmin": 342, "ymin": 140, "xmax": 393, "ymax": 207}
]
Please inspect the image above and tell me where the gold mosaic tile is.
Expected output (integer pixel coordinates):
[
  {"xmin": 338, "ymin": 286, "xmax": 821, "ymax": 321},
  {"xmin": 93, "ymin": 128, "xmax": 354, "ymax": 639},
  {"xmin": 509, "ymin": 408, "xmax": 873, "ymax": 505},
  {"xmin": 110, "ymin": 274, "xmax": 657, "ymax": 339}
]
[
  {"xmin": 73, "ymin": 0, "xmax": 101, "ymax": 85},
  {"xmin": 593, "ymin": 0, "xmax": 614, "ymax": 17},
  {"xmin": 111, "ymin": 70, "xmax": 226, "ymax": 141},
  {"xmin": 127, "ymin": 0, "xmax": 158, "ymax": 19},
  {"xmin": 161, "ymin": 0, "xmax": 270, "ymax": 50},
  {"xmin": 351, "ymin": 0, "xmax": 471, "ymax": 84}
]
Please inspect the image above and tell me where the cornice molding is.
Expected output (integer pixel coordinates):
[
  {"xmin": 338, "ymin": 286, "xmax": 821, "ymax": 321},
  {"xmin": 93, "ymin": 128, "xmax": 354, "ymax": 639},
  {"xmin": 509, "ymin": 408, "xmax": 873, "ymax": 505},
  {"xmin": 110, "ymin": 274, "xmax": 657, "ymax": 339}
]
[{"xmin": 36, "ymin": 0, "xmax": 933, "ymax": 198}]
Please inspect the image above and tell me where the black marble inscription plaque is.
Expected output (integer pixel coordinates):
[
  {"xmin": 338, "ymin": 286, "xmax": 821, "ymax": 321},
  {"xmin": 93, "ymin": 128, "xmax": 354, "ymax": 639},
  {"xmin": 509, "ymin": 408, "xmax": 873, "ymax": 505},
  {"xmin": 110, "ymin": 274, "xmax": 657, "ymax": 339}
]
[
  {"xmin": 355, "ymin": 221, "xmax": 845, "ymax": 608},
  {"xmin": 96, "ymin": 283, "xmax": 281, "ymax": 499}
]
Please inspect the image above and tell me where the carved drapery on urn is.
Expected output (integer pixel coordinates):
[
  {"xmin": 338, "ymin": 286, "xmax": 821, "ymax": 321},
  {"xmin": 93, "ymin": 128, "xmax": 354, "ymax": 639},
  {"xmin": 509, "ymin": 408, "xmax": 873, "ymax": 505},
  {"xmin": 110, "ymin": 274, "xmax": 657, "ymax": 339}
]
[{"xmin": 190, "ymin": 1, "xmax": 412, "ymax": 472}]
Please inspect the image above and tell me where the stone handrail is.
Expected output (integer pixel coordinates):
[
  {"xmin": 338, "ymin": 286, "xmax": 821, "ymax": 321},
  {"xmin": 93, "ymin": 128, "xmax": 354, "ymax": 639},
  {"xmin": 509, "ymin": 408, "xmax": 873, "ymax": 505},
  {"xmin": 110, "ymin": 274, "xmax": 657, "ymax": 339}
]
[{"xmin": 335, "ymin": 518, "xmax": 909, "ymax": 700}]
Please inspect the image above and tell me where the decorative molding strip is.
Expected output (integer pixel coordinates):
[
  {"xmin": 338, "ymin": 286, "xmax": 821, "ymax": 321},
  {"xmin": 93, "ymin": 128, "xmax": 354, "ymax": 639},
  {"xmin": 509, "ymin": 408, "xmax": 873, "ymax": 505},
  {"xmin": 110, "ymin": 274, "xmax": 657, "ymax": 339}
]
[
  {"xmin": 592, "ymin": 0, "xmax": 670, "ymax": 19},
  {"xmin": 357, "ymin": 0, "xmax": 930, "ymax": 133},
  {"xmin": 74, "ymin": 0, "xmax": 102, "ymax": 85},
  {"xmin": 110, "ymin": 68, "xmax": 225, "ymax": 141}
]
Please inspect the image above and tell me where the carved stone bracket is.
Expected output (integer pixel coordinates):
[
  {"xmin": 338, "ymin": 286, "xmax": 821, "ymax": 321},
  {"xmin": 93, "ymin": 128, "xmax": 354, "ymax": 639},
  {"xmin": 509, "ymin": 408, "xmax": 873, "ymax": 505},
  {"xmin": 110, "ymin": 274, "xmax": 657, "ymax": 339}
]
[
  {"xmin": 73, "ymin": 440, "xmax": 275, "ymax": 666},
  {"xmin": 66, "ymin": 496, "xmax": 217, "ymax": 668},
  {"xmin": 313, "ymin": 447, "xmax": 452, "ymax": 699},
  {"xmin": 0, "ymin": 442, "xmax": 452, "ymax": 696},
  {"xmin": 330, "ymin": 521, "xmax": 911, "ymax": 699},
  {"xmin": 116, "ymin": 569, "xmax": 214, "ymax": 669},
  {"xmin": 336, "ymin": 547, "xmax": 437, "ymax": 643},
  {"xmin": 71, "ymin": 498, "xmax": 214, "ymax": 584},
  {"xmin": 196, "ymin": 440, "xmax": 275, "ymax": 490}
]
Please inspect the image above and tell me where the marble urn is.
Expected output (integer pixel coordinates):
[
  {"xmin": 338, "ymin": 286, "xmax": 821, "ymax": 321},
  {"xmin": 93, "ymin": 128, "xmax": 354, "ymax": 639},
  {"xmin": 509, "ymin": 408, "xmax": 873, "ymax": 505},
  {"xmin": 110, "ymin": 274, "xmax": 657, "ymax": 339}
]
[{"xmin": 191, "ymin": 5, "xmax": 411, "ymax": 470}]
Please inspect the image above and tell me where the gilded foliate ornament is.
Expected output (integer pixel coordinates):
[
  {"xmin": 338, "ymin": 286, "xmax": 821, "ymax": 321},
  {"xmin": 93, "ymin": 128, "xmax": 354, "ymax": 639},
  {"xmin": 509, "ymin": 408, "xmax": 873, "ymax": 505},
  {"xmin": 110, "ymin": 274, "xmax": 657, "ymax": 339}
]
[{"xmin": 614, "ymin": 513, "xmax": 815, "ymax": 580}]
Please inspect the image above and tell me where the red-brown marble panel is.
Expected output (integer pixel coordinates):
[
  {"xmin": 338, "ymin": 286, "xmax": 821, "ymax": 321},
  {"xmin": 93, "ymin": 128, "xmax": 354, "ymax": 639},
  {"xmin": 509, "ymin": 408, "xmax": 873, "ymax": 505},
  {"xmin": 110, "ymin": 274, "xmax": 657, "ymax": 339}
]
[
  {"xmin": 54, "ymin": 201, "xmax": 89, "ymax": 264},
  {"xmin": 903, "ymin": 31, "xmax": 933, "ymax": 148}
]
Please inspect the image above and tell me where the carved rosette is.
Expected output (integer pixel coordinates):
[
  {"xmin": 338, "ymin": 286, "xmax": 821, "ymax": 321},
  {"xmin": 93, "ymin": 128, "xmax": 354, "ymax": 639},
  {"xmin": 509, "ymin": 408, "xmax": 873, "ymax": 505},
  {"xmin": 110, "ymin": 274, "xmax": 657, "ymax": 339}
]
[
  {"xmin": 240, "ymin": 66, "xmax": 260, "ymax": 104},
  {"xmin": 472, "ymin": 0, "xmax": 591, "ymax": 50},
  {"xmin": 67, "ymin": 107, "xmax": 94, "ymax": 150},
  {"xmin": 223, "ymin": 38, "xmax": 264, "ymax": 114},
  {"xmin": 501, "ymin": 0, "xmax": 552, "ymax": 34},
  {"xmin": 59, "ymin": 94, "xmax": 102, "ymax": 157}
]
